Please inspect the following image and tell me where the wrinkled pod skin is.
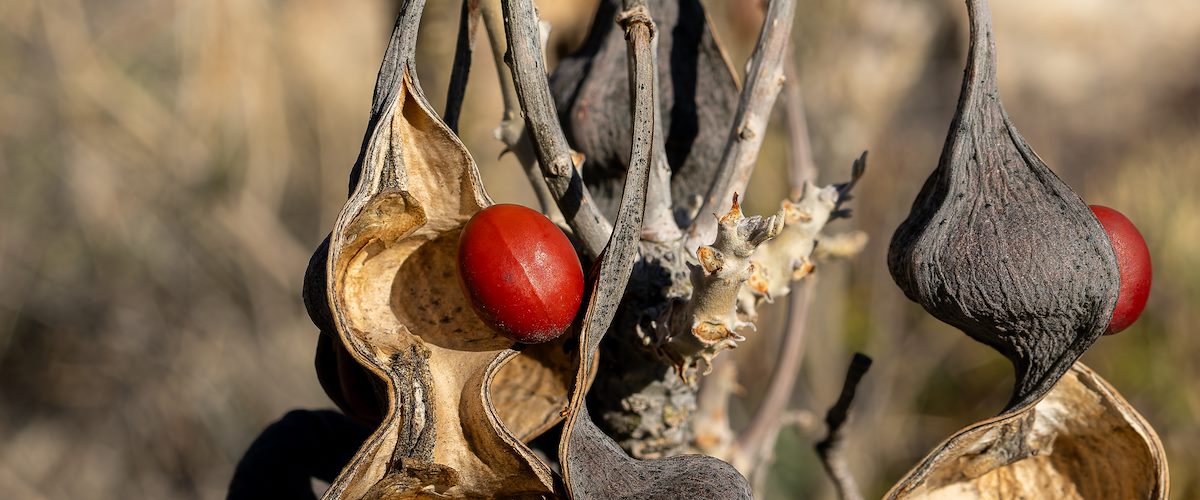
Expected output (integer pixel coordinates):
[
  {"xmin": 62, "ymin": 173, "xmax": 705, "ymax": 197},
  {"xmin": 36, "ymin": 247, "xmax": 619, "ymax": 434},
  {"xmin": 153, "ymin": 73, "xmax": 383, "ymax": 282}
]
[{"xmin": 887, "ymin": 0, "xmax": 1119, "ymax": 411}]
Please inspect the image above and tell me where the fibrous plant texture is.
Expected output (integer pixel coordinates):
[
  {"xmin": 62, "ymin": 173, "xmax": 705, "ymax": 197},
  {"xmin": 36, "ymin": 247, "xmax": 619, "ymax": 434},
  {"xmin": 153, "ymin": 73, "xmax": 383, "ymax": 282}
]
[{"xmin": 885, "ymin": 0, "xmax": 1167, "ymax": 497}]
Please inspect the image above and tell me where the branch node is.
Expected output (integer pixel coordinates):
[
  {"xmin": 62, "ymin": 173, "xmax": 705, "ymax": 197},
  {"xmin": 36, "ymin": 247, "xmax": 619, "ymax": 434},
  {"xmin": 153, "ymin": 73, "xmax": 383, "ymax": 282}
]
[
  {"xmin": 655, "ymin": 194, "xmax": 782, "ymax": 381},
  {"xmin": 616, "ymin": 5, "xmax": 656, "ymax": 39}
]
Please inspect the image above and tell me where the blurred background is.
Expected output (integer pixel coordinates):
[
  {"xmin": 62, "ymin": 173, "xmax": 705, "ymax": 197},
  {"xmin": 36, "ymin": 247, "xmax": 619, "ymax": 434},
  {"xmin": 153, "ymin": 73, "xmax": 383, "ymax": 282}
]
[{"xmin": 0, "ymin": 0, "xmax": 1196, "ymax": 498}]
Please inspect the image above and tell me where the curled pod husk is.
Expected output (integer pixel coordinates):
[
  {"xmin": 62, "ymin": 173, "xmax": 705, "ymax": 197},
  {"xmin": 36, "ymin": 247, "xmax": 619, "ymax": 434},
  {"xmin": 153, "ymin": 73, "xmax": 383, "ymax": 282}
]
[
  {"xmin": 550, "ymin": 0, "xmax": 738, "ymax": 222},
  {"xmin": 887, "ymin": 0, "xmax": 1119, "ymax": 410},
  {"xmin": 301, "ymin": 2, "xmax": 576, "ymax": 497},
  {"xmin": 887, "ymin": 362, "xmax": 1168, "ymax": 499},
  {"xmin": 543, "ymin": 5, "xmax": 750, "ymax": 495}
]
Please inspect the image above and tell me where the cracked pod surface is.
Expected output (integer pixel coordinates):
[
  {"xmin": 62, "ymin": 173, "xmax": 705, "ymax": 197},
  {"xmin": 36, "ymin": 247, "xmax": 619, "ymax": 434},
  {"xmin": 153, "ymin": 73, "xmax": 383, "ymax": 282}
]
[
  {"xmin": 887, "ymin": 0, "xmax": 1168, "ymax": 497},
  {"xmin": 301, "ymin": 2, "xmax": 577, "ymax": 497},
  {"xmin": 886, "ymin": 0, "xmax": 1119, "ymax": 411},
  {"xmin": 887, "ymin": 363, "xmax": 1168, "ymax": 499}
]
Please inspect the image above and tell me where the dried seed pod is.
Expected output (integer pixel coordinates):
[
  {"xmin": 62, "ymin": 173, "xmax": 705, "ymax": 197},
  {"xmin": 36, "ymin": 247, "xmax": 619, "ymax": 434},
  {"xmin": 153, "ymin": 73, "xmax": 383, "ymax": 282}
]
[
  {"xmin": 550, "ymin": 0, "xmax": 738, "ymax": 222},
  {"xmin": 301, "ymin": 2, "xmax": 577, "ymax": 497},
  {"xmin": 529, "ymin": 0, "xmax": 749, "ymax": 494},
  {"xmin": 887, "ymin": 363, "xmax": 1168, "ymax": 499},
  {"xmin": 555, "ymin": 118, "xmax": 752, "ymax": 500},
  {"xmin": 887, "ymin": 0, "xmax": 1119, "ymax": 410}
]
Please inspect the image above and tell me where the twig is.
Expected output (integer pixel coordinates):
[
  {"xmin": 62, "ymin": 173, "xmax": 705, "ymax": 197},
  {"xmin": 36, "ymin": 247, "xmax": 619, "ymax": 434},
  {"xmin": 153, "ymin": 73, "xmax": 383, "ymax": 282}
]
[
  {"xmin": 620, "ymin": 0, "xmax": 681, "ymax": 242},
  {"xmin": 782, "ymin": 54, "xmax": 817, "ymax": 199},
  {"xmin": 479, "ymin": 0, "xmax": 561, "ymax": 223},
  {"xmin": 444, "ymin": 0, "xmax": 480, "ymax": 132},
  {"xmin": 687, "ymin": 0, "xmax": 796, "ymax": 249},
  {"xmin": 815, "ymin": 353, "xmax": 871, "ymax": 500},
  {"xmin": 569, "ymin": 0, "xmax": 658, "ymax": 357},
  {"xmin": 618, "ymin": 1, "xmax": 657, "ymax": 194},
  {"xmin": 501, "ymin": 0, "xmax": 614, "ymax": 258},
  {"xmin": 729, "ymin": 275, "xmax": 816, "ymax": 471}
]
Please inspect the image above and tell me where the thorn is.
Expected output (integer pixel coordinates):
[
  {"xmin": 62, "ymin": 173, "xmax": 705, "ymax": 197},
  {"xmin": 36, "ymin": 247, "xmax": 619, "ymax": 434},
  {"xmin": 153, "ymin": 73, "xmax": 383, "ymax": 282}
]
[{"xmin": 720, "ymin": 193, "xmax": 743, "ymax": 224}]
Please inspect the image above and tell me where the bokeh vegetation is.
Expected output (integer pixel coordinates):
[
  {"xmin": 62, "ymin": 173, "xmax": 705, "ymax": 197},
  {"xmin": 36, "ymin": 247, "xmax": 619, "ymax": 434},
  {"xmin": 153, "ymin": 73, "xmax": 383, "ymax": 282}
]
[{"xmin": 1, "ymin": 0, "xmax": 1196, "ymax": 498}]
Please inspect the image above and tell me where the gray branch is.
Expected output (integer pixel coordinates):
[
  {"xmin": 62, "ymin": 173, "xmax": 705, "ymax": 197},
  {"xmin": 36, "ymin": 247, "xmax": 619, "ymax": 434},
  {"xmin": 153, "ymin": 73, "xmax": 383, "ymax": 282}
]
[
  {"xmin": 620, "ymin": 0, "xmax": 681, "ymax": 242},
  {"xmin": 687, "ymin": 0, "xmax": 796, "ymax": 249},
  {"xmin": 782, "ymin": 53, "xmax": 817, "ymax": 199},
  {"xmin": 479, "ymin": 0, "xmax": 561, "ymax": 222},
  {"xmin": 730, "ymin": 48, "xmax": 819, "ymax": 473},
  {"xmin": 501, "ymin": 0, "xmax": 614, "ymax": 258}
]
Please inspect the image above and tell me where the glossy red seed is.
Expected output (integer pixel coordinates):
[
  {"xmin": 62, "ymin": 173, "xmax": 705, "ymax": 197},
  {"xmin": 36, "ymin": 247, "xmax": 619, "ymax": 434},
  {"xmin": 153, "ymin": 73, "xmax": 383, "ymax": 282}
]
[
  {"xmin": 1091, "ymin": 205, "xmax": 1152, "ymax": 334},
  {"xmin": 456, "ymin": 204, "xmax": 584, "ymax": 343}
]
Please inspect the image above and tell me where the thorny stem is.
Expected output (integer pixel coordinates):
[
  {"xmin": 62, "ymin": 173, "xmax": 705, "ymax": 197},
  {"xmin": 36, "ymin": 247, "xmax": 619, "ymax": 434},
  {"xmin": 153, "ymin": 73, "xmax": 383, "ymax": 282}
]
[
  {"xmin": 479, "ymin": 0, "xmax": 561, "ymax": 223},
  {"xmin": 729, "ymin": 53, "xmax": 819, "ymax": 473},
  {"xmin": 444, "ymin": 0, "xmax": 479, "ymax": 132},
  {"xmin": 816, "ymin": 353, "xmax": 871, "ymax": 500},
  {"xmin": 501, "ymin": 0, "xmax": 614, "ymax": 258},
  {"xmin": 687, "ymin": 0, "xmax": 796, "ymax": 250}
]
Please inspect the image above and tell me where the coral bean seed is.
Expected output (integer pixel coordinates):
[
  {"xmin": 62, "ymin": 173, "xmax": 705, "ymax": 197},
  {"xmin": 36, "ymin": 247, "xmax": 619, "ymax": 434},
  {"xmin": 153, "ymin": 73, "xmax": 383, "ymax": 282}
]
[
  {"xmin": 456, "ymin": 204, "xmax": 584, "ymax": 343},
  {"xmin": 1091, "ymin": 205, "xmax": 1152, "ymax": 334}
]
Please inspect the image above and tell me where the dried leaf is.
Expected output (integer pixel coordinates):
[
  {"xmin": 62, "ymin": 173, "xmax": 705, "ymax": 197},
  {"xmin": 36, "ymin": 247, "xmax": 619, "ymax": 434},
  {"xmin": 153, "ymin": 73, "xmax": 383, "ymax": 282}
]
[
  {"xmin": 888, "ymin": 363, "xmax": 1168, "ymax": 499},
  {"xmin": 887, "ymin": 0, "xmax": 1119, "ymax": 410},
  {"xmin": 550, "ymin": 0, "xmax": 739, "ymax": 222},
  {"xmin": 301, "ymin": 2, "xmax": 576, "ymax": 497}
]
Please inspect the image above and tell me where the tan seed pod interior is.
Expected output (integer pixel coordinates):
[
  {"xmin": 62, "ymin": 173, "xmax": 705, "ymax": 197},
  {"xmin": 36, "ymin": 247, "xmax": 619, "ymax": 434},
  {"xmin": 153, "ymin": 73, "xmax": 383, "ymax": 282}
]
[
  {"xmin": 888, "ymin": 363, "xmax": 1168, "ymax": 499},
  {"xmin": 307, "ymin": 2, "xmax": 577, "ymax": 497}
]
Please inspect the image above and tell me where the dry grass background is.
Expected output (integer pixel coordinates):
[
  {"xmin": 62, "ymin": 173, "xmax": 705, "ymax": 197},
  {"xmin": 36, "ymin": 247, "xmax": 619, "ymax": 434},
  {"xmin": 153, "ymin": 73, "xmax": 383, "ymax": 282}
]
[{"xmin": 0, "ymin": 0, "xmax": 1196, "ymax": 498}]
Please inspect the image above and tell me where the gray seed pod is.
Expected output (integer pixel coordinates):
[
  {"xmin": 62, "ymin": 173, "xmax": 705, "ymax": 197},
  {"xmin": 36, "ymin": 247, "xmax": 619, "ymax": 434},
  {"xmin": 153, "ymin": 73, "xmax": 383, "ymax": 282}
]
[{"xmin": 887, "ymin": 0, "xmax": 1119, "ymax": 411}]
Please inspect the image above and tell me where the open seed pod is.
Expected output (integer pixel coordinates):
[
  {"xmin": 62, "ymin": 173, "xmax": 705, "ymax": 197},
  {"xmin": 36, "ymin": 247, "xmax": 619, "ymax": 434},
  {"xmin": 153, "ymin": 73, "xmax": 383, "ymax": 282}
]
[
  {"xmin": 550, "ymin": 0, "xmax": 738, "ymax": 222},
  {"xmin": 300, "ymin": 2, "xmax": 579, "ymax": 497},
  {"xmin": 888, "ymin": 362, "xmax": 1168, "ymax": 499},
  {"xmin": 887, "ymin": 0, "xmax": 1119, "ymax": 410}
]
